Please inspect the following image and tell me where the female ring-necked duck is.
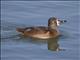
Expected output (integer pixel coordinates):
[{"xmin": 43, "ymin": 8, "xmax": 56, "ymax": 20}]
[{"xmin": 16, "ymin": 17, "xmax": 66, "ymax": 39}]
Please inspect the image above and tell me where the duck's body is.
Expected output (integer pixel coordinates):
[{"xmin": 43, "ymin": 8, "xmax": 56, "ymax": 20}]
[
  {"xmin": 16, "ymin": 17, "xmax": 66, "ymax": 39},
  {"xmin": 17, "ymin": 26, "xmax": 59, "ymax": 39}
]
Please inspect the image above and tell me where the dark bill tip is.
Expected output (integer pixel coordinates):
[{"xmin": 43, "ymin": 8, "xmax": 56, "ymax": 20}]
[
  {"xmin": 63, "ymin": 20, "xmax": 67, "ymax": 22},
  {"xmin": 60, "ymin": 20, "xmax": 67, "ymax": 23}
]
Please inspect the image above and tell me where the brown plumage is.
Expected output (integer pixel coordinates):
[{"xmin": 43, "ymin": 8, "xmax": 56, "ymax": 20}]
[{"xmin": 16, "ymin": 17, "xmax": 66, "ymax": 39}]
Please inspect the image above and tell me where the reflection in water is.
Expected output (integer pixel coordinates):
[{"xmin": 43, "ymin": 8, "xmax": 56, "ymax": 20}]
[
  {"xmin": 47, "ymin": 37, "xmax": 60, "ymax": 51},
  {"xmin": 18, "ymin": 34, "xmax": 61, "ymax": 51}
]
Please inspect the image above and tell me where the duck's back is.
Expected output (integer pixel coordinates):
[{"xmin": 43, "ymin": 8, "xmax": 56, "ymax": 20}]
[{"xmin": 24, "ymin": 26, "xmax": 49, "ymax": 34}]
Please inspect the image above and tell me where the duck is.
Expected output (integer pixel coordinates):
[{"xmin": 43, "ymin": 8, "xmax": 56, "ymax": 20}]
[{"xmin": 16, "ymin": 17, "xmax": 66, "ymax": 39}]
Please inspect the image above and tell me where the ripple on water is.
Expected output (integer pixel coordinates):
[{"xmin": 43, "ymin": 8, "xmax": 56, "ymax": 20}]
[{"xmin": 1, "ymin": 1, "xmax": 79, "ymax": 60}]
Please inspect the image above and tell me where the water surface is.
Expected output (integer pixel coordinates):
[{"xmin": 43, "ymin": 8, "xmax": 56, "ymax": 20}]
[{"xmin": 1, "ymin": 1, "xmax": 80, "ymax": 60}]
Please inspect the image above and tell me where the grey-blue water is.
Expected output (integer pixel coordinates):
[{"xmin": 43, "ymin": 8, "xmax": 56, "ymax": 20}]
[{"xmin": 1, "ymin": 1, "xmax": 80, "ymax": 60}]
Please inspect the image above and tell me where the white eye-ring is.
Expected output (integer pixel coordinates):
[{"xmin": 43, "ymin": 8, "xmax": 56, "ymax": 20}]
[{"xmin": 56, "ymin": 20, "xmax": 60, "ymax": 26}]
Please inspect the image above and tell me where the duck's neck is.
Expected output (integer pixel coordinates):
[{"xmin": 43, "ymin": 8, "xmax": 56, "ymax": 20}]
[
  {"xmin": 48, "ymin": 24, "xmax": 59, "ymax": 33},
  {"xmin": 48, "ymin": 24, "xmax": 57, "ymax": 30}
]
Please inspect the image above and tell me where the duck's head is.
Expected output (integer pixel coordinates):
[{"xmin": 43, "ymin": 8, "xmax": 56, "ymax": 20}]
[{"xmin": 48, "ymin": 17, "xmax": 67, "ymax": 29}]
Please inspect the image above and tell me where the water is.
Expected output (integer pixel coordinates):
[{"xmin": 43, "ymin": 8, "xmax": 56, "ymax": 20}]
[{"xmin": 1, "ymin": 1, "xmax": 80, "ymax": 60}]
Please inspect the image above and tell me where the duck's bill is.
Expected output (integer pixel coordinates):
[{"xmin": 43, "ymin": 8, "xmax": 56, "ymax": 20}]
[
  {"xmin": 56, "ymin": 20, "xmax": 67, "ymax": 26},
  {"xmin": 60, "ymin": 20, "xmax": 67, "ymax": 23}
]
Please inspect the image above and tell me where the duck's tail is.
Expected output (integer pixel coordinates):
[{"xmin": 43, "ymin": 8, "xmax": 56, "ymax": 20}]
[{"xmin": 16, "ymin": 28, "xmax": 25, "ymax": 33}]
